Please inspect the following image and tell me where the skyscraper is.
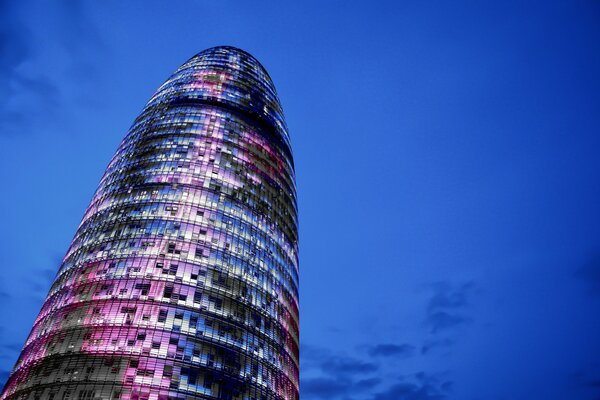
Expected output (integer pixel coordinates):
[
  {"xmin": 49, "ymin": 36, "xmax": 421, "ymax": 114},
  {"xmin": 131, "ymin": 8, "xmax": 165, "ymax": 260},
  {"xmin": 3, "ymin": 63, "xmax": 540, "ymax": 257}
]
[{"xmin": 1, "ymin": 46, "xmax": 299, "ymax": 400}]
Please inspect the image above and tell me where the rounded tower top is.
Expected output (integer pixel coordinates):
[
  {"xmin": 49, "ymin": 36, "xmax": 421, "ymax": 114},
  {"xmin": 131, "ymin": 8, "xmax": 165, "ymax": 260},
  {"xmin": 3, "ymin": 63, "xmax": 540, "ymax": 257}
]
[{"xmin": 147, "ymin": 45, "xmax": 291, "ymax": 151}]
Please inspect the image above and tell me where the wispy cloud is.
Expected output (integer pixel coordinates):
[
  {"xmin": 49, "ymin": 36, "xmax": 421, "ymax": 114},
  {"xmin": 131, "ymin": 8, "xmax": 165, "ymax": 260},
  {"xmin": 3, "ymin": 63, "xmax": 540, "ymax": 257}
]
[
  {"xmin": 575, "ymin": 252, "xmax": 600, "ymax": 294},
  {"xmin": 302, "ymin": 375, "xmax": 381, "ymax": 399},
  {"xmin": 301, "ymin": 344, "xmax": 380, "ymax": 399},
  {"xmin": 0, "ymin": 368, "xmax": 11, "ymax": 391},
  {"xmin": 0, "ymin": 2, "xmax": 59, "ymax": 134},
  {"xmin": 0, "ymin": 0, "xmax": 107, "ymax": 135},
  {"xmin": 300, "ymin": 284, "xmax": 470, "ymax": 399},
  {"xmin": 320, "ymin": 356, "xmax": 378, "ymax": 377},
  {"xmin": 26, "ymin": 261, "xmax": 59, "ymax": 298},
  {"xmin": 418, "ymin": 281, "xmax": 476, "ymax": 356},
  {"xmin": 424, "ymin": 282, "xmax": 474, "ymax": 334},
  {"xmin": 571, "ymin": 366, "xmax": 600, "ymax": 396},
  {"xmin": 368, "ymin": 343, "xmax": 416, "ymax": 358},
  {"xmin": 421, "ymin": 338, "xmax": 454, "ymax": 355},
  {"xmin": 301, "ymin": 341, "xmax": 451, "ymax": 400},
  {"xmin": 371, "ymin": 372, "xmax": 452, "ymax": 400},
  {"xmin": 426, "ymin": 312, "xmax": 469, "ymax": 334},
  {"xmin": 0, "ymin": 342, "xmax": 21, "ymax": 390},
  {"xmin": 302, "ymin": 377, "xmax": 349, "ymax": 398},
  {"xmin": 302, "ymin": 344, "xmax": 379, "ymax": 377},
  {"xmin": 55, "ymin": 0, "xmax": 107, "ymax": 86}
]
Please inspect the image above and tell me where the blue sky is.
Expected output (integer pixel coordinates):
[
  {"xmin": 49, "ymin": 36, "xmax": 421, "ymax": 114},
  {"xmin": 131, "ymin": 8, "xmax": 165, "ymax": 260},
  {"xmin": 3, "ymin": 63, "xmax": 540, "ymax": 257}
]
[{"xmin": 1, "ymin": 1, "xmax": 600, "ymax": 399}]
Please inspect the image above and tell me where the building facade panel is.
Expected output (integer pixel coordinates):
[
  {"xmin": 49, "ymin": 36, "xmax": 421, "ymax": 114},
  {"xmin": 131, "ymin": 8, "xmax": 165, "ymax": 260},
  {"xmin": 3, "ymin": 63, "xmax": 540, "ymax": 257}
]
[{"xmin": 1, "ymin": 46, "xmax": 299, "ymax": 400}]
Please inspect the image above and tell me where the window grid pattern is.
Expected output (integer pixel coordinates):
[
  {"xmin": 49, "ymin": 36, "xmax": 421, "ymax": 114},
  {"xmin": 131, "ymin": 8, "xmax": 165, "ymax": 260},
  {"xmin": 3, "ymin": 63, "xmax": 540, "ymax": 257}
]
[{"xmin": 1, "ymin": 46, "xmax": 299, "ymax": 400}]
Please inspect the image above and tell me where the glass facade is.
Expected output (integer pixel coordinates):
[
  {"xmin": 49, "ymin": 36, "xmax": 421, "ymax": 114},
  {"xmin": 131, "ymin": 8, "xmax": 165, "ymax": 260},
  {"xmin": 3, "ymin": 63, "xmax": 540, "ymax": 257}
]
[{"xmin": 1, "ymin": 46, "xmax": 299, "ymax": 400}]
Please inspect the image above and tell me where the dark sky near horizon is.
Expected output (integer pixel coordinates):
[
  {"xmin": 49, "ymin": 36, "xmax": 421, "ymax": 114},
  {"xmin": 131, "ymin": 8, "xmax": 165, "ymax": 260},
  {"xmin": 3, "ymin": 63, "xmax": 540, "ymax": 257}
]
[{"xmin": 1, "ymin": 1, "xmax": 600, "ymax": 399}]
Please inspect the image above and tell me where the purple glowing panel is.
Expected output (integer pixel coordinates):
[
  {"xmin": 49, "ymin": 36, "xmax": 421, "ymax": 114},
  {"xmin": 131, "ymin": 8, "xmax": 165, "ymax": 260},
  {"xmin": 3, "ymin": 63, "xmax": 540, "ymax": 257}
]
[{"xmin": 1, "ymin": 46, "xmax": 299, "ymax": 400}]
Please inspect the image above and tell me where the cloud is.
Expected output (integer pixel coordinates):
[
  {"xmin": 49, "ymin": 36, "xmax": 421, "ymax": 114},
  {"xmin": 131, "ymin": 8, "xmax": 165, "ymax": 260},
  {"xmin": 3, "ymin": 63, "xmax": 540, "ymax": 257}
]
[
  {"xmin": 301, "ymin": 344, "xmax": 380, "ymax": 399},
  {"xmin": 414, "ymin": 282, "xmax": 477, "ymax": 356},
  {"xmin": 427, "ymin": 282, "xmax": 474, "ymax": 313},
  {"xmin": 302, "ymin": 376, "xmax": 382, "ymax": 399},
  {"xmin": 0, "ymin": 2, "xmax": 60, "ymax": 134},
  {"xmin": 57, "ymin": 0, "xmax": 105, "ymax": 50},
  {"xmin": 575, "ymin": 252, "xmax": 600, "ymax": 294},
  {"xmin": 27, "ymin": 265, "xmax": 58, "ymax": 298},
  {"xmin": 0, "ymin": 0, "xmax": 107, "ymax": 135},
  {"xmin": 302, "ymin": 377, "xmax": 350, "ymax": 398},
  {"xmin": 426, "ymin": 311, "xmax": 469, "ymax": 334},
  {"xmin": 572, "ymin": 368, "xmax": 600, "ymax": 396},
  {"xmin": 302, "ymin": 343, "xmax": 329, "ymax": 360},
  {"xmin": 302, "ymin": 344, "xmax": 378, "ymax": 376},
  {"xmin": 0, "ymin": 343, "xmax": 20, "ymax": 353},
  {"xmin": 0, "ymin": 368, "xmax": 11, "ymax": 390},
  {"xmin": 0, "ymin": 3, "xmax": 28, "ymax": 86},
  {"xmin": 357, "ymin": 377, "xmax": 382, "ymax": 387},
  {"xmin": 0, "ymin": 343, "xmax": 20, "ymax": 378},
  {"xmin": 586, "ymin": 380, "xmax": 600, "ymax": 388},
  {"xmin": 320, "ymin": 356, "xmax": 378, "ymax": 377},
  {"xmin": 372, "ymin": 382, "xmax": 443, "ymax": 400},
  {"xmin": 301, "ymin": 342, "xmax": 451, "ymax": 399},
  {"xmin": 371, "ymin": 373, "xmax": 452, "ymax": 400},
  {"xmin": 420, "ymin": 338, "xmax": 454, "ymax": 355},
  {"xmin": 424, "ymin": 282, "xmax": 474, "ymax": 334},
  {"xmin": 0, "ymin": 343, "xmax": 16, "ymax": 389},
  {"xmin": 368, "ymin": 343, "xmax": 416, "ymax": 358},
  {"xmin": 55, "ymin": 0, "xmax": 107, "ymax": 83}
]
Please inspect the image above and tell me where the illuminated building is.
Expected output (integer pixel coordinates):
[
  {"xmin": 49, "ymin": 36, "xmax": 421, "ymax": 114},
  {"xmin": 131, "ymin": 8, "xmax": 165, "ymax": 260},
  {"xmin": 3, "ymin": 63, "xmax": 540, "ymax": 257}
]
[{"xmin": 1, "ymin": 46, "xmax": 299, "ymax": 400}]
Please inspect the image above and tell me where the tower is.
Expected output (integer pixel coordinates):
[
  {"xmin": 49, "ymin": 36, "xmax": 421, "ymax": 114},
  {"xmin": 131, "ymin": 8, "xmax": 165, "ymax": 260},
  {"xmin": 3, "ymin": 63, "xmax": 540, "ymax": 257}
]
[{"xmin": 1, "ymin": 46, "xmax": 299, "ymax": 400}]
